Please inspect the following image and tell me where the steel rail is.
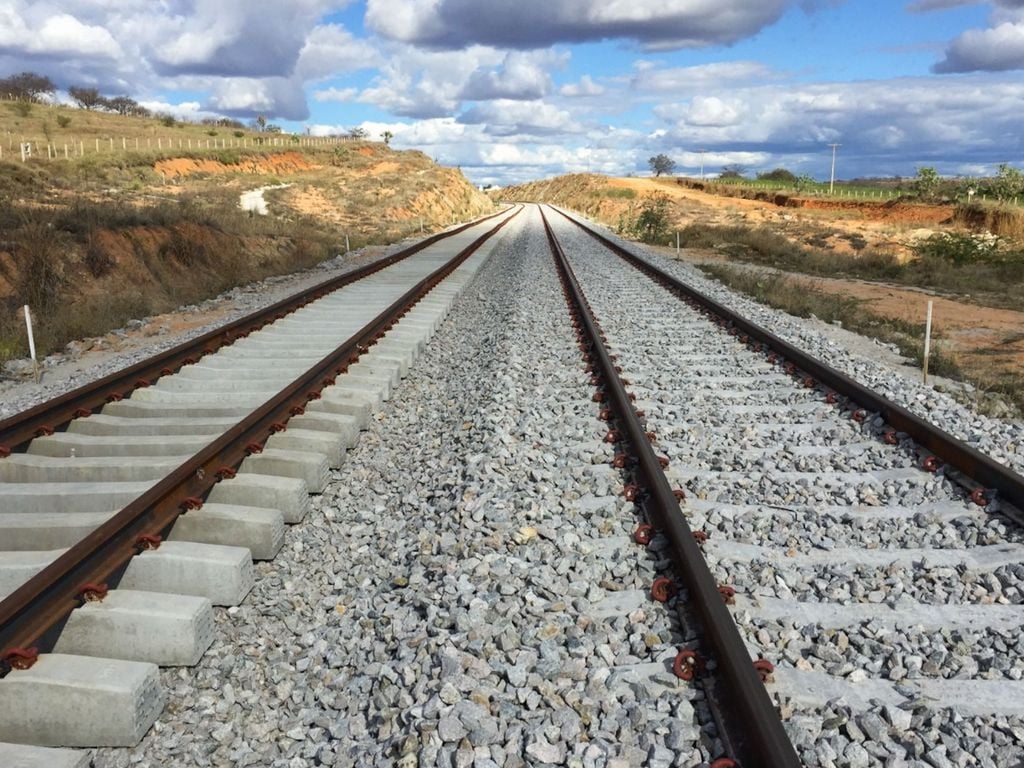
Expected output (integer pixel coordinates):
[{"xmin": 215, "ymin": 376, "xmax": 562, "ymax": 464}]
[
  {"xmin": 0, "ymin": 207, "xmax": 520, "ymax": 659},
  {"xmin": 551, "ymin": 205, "xmax": 1024, "ymax": 522},
  {"xmin": 540, "ymin": 207, "xmax": 801, "ymax": 768},
  {"xmin": 0, "ymin": 206, "xmax": 516, "ymax": 456}
]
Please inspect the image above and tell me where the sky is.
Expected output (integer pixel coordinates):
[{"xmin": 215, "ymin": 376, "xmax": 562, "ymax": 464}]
[{"xmin": 2, "ymin": 1, "xmax": 1023, "ymax": 186}]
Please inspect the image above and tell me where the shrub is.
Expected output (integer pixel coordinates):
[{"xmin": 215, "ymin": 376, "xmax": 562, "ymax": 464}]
[
  {"xmin": 630, "ymin": 194, "xmax": 672, "ymax": 244},
  {"xmin": 914, "ymin": 232, "xmax": 1000, "ymax": 265},
  {"xmin": 12, "ymin": 101, "xmax": 31, "ymax": 117},
  {"xmin": 56, "ymin": 115, "xmax": 71, "ymax": 128}
]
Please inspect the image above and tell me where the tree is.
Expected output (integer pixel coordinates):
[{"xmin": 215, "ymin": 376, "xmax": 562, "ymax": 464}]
[
  {"xmin": 719, "ymin": 164, "xmax": 748, "ymax": 179},
  {"xmin": 757, "ymin": 168, "xmax": 798, "ymax": 184},
  {"xmin": 913, "ymin": 166, "xmax": 941, "ymax": 201},
  {"xmin": 648, "ymin": 154, "xmax": 676, "ymax": 177},
  {"xmin": 69, "ymin": 86, "xmax": 104, "ymax": 110},
  {"xmin": 382, "ymin": 130, "xmax": 393, "ymax": 146},
  {"xmin": 0, "ymin": 71, "xmax": 56, "ymax": 102},
  {"xmin": 347, "ymin": 126, "xmax": 368, "ymax": 139},
  {"xmin": 254, "ymin": 115, "xmax": 268, "ymax": 132},
  {"xmin": 992, "ymin": 163, "xmax": 1024, "ymax": 201},
  {"xmin": 105, "ymin": 95, "xmax": 147, "ymax": 116}
]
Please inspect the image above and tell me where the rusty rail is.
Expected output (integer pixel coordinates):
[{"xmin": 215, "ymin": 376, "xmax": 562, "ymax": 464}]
[
  {"xmin": 0, "ymin": 207, "xmax": 519, "ymax": 660},
  {"xmin": 551, "ymin": 205, "xmax": 1024, "ymax": 522},
  {"xmin": 540, "ymin": 207, "xmax": 800, "ymax": 768}
]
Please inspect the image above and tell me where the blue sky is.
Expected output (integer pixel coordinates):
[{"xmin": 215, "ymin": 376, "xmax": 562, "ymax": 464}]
[{"xmin": 2, "ymin": 1, "xmax": 1023, "ymax": 185}]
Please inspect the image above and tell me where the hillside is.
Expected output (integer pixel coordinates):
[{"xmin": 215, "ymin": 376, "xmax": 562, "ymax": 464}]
[{"xmin": 0, "ymin": 101, "xmax": 494, "ymax": 363}]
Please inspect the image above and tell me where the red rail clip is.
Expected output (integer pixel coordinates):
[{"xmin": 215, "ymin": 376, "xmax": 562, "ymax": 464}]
[
  {"xmin": 693, "ymin": 530, "xmax": 710, "ymax": 545},
  {"xmin": 183, "ymin": 357, "xmax": 197, "ymax": 365},
  {"xmin": 78, "ymin": 582, "xmax": 109, "ymax": 602},
  {"xmin": 105, "ymin": 393, "xmax": 123, "ymax": 403},
  {"xmin": 0, "ymin": 446, "xmax": 10, "ymax": 459},
  {"xmin": 802, "ymin": 376, "xmax": 815, "ymax": 389},
  {"xmin": 34, "ymin": 426, "xmax": 55, "ymax": 437},
  {"xmin": 289, "ymin": 405, "xmax": 306, "ymax": 416},
  {"xmin": 136, "ymin": 534, "xmax": 162, "ymax": 551},
  {"xmin": 598, "ymin": 408, "xmax": 613, "ymax": 421},
  {"xmin": 179, "ymin": 497, "xmax": 204, "ymax": 512},
  {"xmin": 134, "ymin": 379, "xmax": 150, "ymax": 389},
  {"xmin": 160, "ymin": 368, "xmax": 174, "ymax": 376},
  {"xmin": 825, "ymin": 392, "xmax": 839, "ymax": 405},
  {"xmin": 245, "ymin": 442, "xmax": 264, "ymax": 455},
  {"xmin": 718, "ymin": 585, "xmax": 737, "ymax": 604},
  {"xmin": 623, "ymin": 484, "xmax": 641, "ymax": 502},
  {"xmin": 73, "ymin": 408, "xmax": 92, "ymax": 419},
  {"xmin": 656, "ymin": 455, "xmax": 669, "ymax": 468},
  {"xmin": 269, "ymin": 422, "xmax": 288, "ymax": 434},
  {"xmin": 592, "ymin": 392, "xmax": 606, "ymax": 403},
  {"xmin": 922, "ymin": 456, "xmax": 940, "ymax": 473},
  {"xmin": 633, "ymin": 524, "xmax": 654, "ymax": 546},
  {"xmin": 851, "ymin": 409, "xmax": 869, "ymax": 423},
  {"xmin": 2, "ymin": 647, "xmax": 39, "ymax": 671},
  {"xmin": 883, "ymin": 430, "xmax": 899, "ymax": 445},
  {"xmin": 672, "ymin": 649, "xmax": 702, "ymax": 681},
  {"xmin": 604, "ymin": 430, "xmax": 621, "ymax": 444},
  {"xmin": 673, "ymin": 489, "xmax": 686, "ymax": 502},
  {"xmin": 971, "ymin": 488, "xmax": 992, "ymax": 507},
  {"xmin": 710, "ymin": 759, "xmax": 739, "ymax": 768},
  {"xmin": 215, "ymin": 466, "xmax": 237, "ymax": 481},
  {"xmin": 753, "ymin": 659, "xmax": 775, "ymax": 682},
  {"xmin": 651, "ymin": 577, "xmax": 676, "ymax": 603},
  {"xmin": 307, "ymin": 390, "xmax": 322, "ymax": 401},
  {"xmin": 612, "ymin": 453, "xmax": 630, "ymax": 469}
]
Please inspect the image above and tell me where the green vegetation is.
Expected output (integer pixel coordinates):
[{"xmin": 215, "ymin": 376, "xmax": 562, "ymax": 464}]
[{"xmin": 618, "ymin": 194, "xmax": 672, "ymax": 244}]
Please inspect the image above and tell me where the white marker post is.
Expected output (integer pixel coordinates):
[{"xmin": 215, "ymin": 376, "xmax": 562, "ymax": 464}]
[
  {"xmin": 676, "ymin": 231, "xmax": 680, "ymax": 257},
  {"xmin": 345, "ymin": 234, "xmax": 350, "ymax": 253},
  {"xmin": 24, "ymin": 305, "xmax": 39, "ymax": 382},
  {"xmin": 923, "ymin": 300, "xmax": 934, "ymax": 385}
]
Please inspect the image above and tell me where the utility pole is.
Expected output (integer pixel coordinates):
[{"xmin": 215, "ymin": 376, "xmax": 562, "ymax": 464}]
[
  {"xmin": 828, "ymin": 143, "xmax": 841, "ymax": 195},
  {"xmin": 698, "ymin": 149, "xmax": 707, "ymax": 180}
]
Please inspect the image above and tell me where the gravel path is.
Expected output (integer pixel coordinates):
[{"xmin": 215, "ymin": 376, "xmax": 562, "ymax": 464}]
[
  {"xmin": 547, "ymin": 208, "xmax": 1024, "ymax": 767},
  {"xmin": 93, "ymin": 206, "xmax": 707, "ymax": 768}
]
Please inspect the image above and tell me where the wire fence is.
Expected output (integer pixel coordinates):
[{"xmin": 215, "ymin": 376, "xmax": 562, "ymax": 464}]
[{"xmin": 697, "ymin": 177, "xmax": 1023, "ymax": 207}]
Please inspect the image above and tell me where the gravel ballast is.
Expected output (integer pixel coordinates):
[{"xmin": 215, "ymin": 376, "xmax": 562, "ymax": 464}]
[
  {"xmin": 547, "ymin": 209, "xmax": 1024, "ymax": 767},
  {"xmin": 92, "ymin": 206, "xmax": 707, "ymax": 768}
]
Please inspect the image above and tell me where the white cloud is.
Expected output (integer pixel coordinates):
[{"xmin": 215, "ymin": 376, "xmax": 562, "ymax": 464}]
[
  {"xmin": 934, "ymin": 20, "xmax": 1024, "ymax": 71},
  {"xmin": 458, "ymin": 99, "xmax": 583, "ymax": 135},
  {"xmin": 296, "ymin": 24, "xmax": 380, "ymax": 80},
  {"xmin": 560, "ymin": 75, "xmax": 605, "ymax": 96},
  {"xmin": 313, "ymin": 86, "xmax": 358, "ymax": 103},
  {"xmin": 356, "ymin": 44, "xmax": 512, "ymax": 117},
  {"xmin": 206, "ymin": 76, "xmax": 310, "ymax": 120},
  {"xmin": 365, "ymin": 0, "xmax": 789, "ymax": 50},
  {"xmin": 629, "ymin": 60, "xmax": 780, "ymax": 93},
  {"xmin": 650, "ymin": 74, "xmax": 1024, "ymax": 176},
  {"xmin": 459, "ymin": 50, "xmax": 567, "ymax": 100}
]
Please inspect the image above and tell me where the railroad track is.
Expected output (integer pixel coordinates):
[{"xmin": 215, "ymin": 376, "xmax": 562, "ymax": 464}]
[
  {"xmin": 540, "ymin": 204, "xmax": 1024, "ymax": 767},
  {"xmin": 0, "ymin": 206, "xmax": 520, "ymax": 766},
  {"xmin": 4, "ymin": 202, "xmax": 1023, "ymax": 767}
]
